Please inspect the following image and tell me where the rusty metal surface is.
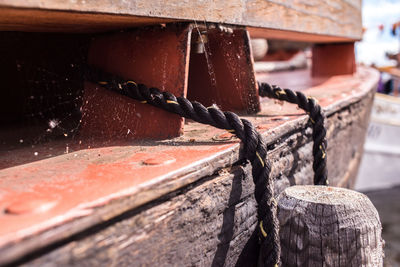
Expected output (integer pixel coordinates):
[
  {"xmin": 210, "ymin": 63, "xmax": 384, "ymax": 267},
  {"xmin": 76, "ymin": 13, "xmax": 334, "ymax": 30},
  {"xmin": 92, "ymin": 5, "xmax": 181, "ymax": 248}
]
[
  {"xmin": 81, "ymin": 24, "xmax": 191, "ymax": 140},
  {"xmin": 188, "ymin": 26, "xmax": 260, "ymax": 113},
  {"xmin": 0, "ymin": 67, "xmax": 379, "ymax": 265}
]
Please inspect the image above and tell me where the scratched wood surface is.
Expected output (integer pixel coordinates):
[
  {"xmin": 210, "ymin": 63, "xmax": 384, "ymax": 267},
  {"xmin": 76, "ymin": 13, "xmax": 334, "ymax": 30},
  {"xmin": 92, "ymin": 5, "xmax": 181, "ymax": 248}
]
[
  {"xmin": 0, "ymin": 0, "xmax": 361, "ymax": 41},
  {"xmin": 2, "ymin": 70, "xmax": 377, "ymax": 266}
]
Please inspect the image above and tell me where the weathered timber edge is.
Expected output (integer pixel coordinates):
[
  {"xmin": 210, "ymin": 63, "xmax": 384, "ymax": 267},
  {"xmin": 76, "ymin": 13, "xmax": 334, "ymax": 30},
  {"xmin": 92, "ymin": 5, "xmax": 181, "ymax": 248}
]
[
  {"xmin": 0, "ymin": 0, "xmax": 361, "ymax": 40},
  {"xmin": 0, "ymin": 68, "xmax": 378, "ymax": 266}
]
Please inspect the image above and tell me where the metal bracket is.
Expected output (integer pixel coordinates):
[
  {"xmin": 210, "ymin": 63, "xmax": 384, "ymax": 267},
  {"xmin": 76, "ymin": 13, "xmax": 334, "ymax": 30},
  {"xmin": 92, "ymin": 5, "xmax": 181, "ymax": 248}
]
[{"xmin": 81, "ymin": 23, "xmax": 260, "ymax": 140}]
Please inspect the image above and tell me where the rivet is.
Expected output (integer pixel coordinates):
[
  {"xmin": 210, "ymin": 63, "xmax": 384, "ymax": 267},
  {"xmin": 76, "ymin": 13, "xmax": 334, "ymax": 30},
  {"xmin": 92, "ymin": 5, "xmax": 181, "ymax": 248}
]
[
  {"xmin": 212, "ymin": 132, "xmax": 234, "ymax": 141},
  {"xmin": 5, "ymin": 198, "xmax": 57, "ymax": 215},
  {"xmin": 256, "ymin": 124, "xmax": 269, "ymax": 130},
  {"xmin": 143, "ymin": 155, "xmax": 176, "ymax": 166}
]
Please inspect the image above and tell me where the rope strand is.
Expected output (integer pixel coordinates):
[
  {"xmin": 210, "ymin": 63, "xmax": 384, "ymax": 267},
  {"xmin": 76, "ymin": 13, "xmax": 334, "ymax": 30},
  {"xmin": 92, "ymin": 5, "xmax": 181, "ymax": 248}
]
[
  {"xmin": 85, "ymin": 66, "xmax": 328, "ymax": 267},
  {"xmin": 258, "ymin": 83, "xmax": 328, "ymax": 186}
]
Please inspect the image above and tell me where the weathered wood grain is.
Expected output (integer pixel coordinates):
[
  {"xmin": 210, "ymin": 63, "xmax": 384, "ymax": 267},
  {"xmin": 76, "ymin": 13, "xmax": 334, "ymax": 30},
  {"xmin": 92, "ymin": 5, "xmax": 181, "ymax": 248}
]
[
  {"xmin": 19, "ymin": 166, "xmax": 259, "ymax": 267},
  {"xmin": 248, "ymin": 27, "xmax": 358, "ymax": 43},
  {"xmin": 0, "ymin": 7, "xmax": 175, "ymax": 33},
  {"xmin": 0, "ymin": 0, "xmax": 361, "ymax": 40},
  {"xmin": 7, "ymin": 87, "xmax": 376, "ymax": 266},
  {"xmin": 278, "ymin": 185, "xmax": 383, "ymax": 266}
]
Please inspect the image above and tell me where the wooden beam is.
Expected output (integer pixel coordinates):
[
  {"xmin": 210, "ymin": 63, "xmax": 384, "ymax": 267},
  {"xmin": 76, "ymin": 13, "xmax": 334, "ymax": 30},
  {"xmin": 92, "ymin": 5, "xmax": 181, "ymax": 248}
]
[
  {"xmin": 0, "ymin": 7, "xmax": 175, "ymax": 33},
  {"xmin": 0, "ymin": 0, "xmax": 361, "ymax": 40},
  {"xmin": 248, "ymin": 27, "xmax": 360, "ymax": 43}
]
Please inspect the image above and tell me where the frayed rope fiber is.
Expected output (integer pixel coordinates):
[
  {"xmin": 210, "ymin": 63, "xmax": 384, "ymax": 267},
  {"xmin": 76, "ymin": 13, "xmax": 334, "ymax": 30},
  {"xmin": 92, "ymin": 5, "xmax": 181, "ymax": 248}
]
[{"xmin": 85, "ymin": 66, "xmax": 328, "ymax": 267}]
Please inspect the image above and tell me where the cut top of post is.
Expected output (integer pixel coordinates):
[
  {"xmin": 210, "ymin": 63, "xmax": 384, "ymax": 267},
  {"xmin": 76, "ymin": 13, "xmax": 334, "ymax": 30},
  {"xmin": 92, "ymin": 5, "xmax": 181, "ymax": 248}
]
[{"xmin": 282, "ymin": 185, "xmax": 374, "ymax": 206}]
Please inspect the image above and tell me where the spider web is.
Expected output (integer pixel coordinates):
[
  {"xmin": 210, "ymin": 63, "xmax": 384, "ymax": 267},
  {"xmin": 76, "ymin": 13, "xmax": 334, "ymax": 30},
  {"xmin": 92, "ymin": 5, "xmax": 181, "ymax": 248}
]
[
  {"xmin": 0, "ymin": 32, "xmax": 90, "ymax": 169},
  {"xmin": 0, "ymin": 27, "xmax": 222, "ymax": 170}
]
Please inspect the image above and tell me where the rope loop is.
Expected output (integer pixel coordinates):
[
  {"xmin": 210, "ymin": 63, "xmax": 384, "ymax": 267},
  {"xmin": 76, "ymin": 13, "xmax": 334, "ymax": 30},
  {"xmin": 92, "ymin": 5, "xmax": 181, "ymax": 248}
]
[
  {"xmin": 258, "ymin": 82, "xmax": 328, "ymax": 186},
  {"xmin": 85, "ymin": 67, "xmax": 328, "ymax": 267}
]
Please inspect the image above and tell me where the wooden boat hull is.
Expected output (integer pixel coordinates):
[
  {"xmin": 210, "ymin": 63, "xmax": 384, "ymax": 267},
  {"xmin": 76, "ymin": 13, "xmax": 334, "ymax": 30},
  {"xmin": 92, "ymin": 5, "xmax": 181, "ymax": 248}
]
[
  {"xmin": 0, "ymin": 67, "xmax": 378, "ymax": 266},
  {"xmin": 356, "ymin": 93, "xmax": 400, "ymax": 191}
]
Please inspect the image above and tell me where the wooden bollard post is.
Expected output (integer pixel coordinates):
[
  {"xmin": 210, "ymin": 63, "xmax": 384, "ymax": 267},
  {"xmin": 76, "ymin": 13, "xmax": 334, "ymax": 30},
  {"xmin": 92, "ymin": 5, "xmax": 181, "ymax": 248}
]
[{"xmin": 277, "ymin": 185, "xmax": 384, "ymax": 266}]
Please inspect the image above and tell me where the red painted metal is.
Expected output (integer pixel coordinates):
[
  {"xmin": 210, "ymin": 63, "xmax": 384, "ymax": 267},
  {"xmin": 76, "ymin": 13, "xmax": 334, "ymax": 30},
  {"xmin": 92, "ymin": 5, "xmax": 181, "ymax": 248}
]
[
  {"xmin": 0, "ymin": 142, "xmax": 236, "ymax": 245},
  {"xmin": 0, "ymin": 68, "xmax": 378, "ymax": 249},
  {"xmin": 188, "ymin": 26, "xmax": 260, "ymax": 113},
  {"xmin": 82, "ymin": 24, "xmax": 260, "ymax": 143},
  {"xmin": 311, "ymin": 43, "xmax": 356, "ymax": 77},
  {"xmin": 81, "ymin": 24, "xmax": 192, "ymax": 140}
]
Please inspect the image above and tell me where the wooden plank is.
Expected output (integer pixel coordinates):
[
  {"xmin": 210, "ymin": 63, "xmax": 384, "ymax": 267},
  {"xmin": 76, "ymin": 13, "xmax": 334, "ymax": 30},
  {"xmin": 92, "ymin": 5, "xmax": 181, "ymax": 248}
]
[
  {"xmin": 248, "ymin": 27, "xmax": 358, "ymax": 43},
  {"xmin": 0, "ymin": 0, "xmax": 361, "ymax": 40},
  {"xmin": 13, "ymin": 165, "xmax": 260, "ymax": 266},
  {"xmin": 7, "ymin": 88, "xmax": 376, "ymax": 266},
  {"xmin": 0, "ymin": 7, "xmax": 174, "ymax": 33},
  {"xmin": 0, "ymin": 67, "xmax": 378, "ymax": 265}
]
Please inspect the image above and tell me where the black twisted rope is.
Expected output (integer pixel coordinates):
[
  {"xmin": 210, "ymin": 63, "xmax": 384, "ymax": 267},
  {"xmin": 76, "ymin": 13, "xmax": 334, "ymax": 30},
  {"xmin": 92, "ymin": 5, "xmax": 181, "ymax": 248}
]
[
  {"xmin": 84, "ymin": 67, "xmax": 328, "ymax": 267},
  {"xmin": 258, "ymin": 83, "xmax": 328, "ymax": 186}
]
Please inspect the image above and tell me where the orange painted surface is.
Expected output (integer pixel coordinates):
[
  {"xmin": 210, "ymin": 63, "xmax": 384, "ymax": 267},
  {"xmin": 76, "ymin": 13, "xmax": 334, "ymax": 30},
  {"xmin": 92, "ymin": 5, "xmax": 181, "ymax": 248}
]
[{"xmin": 0, "ymin": 144, "xmax": 234, "ymax": 243}]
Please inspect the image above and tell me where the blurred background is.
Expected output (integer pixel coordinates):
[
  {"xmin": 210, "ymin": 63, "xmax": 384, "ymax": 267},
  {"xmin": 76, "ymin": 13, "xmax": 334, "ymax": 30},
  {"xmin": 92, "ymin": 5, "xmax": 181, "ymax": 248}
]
[
  {"xmin": 250, "ymin": 1, "xmax": 400, "ymax": 265},
  {"xmin": 357, "ymin": 1, "xmax": 400, "ymax": 265}
]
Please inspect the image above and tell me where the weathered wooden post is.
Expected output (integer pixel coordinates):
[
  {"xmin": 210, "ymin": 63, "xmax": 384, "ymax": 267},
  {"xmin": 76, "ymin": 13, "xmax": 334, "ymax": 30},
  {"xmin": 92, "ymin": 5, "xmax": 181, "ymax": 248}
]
[{"xmin": 278, "ymin": 185, "xmax": 384, "ymax": 266}]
